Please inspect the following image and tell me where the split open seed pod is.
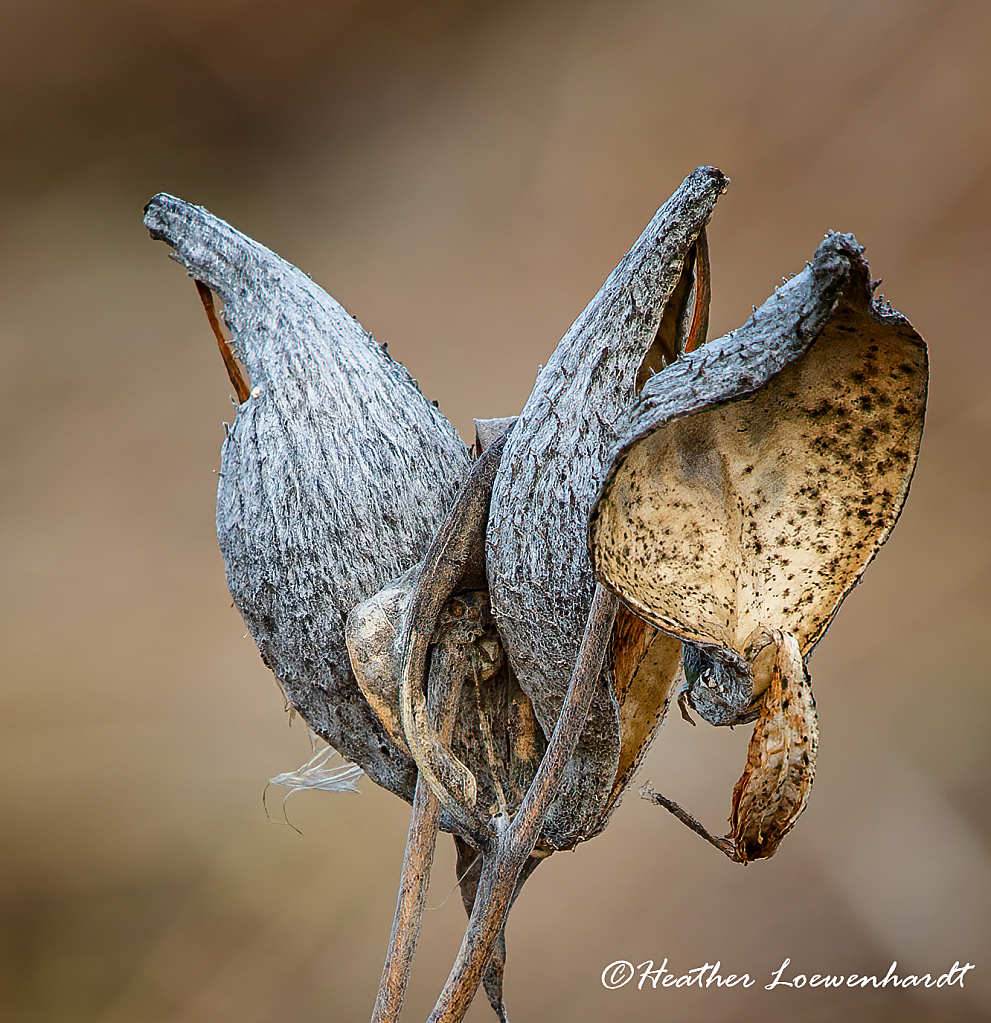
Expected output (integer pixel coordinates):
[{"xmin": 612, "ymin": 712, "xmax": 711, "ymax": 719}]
[
  {"xmin": 486, "ymin": 167, "xmax": 728, "ymax": 848},
  {"xmin": 591, "ymin": 232, "xmax": 927, "ymax": 673},
  {"xmin": 590, "ymin": 231, "xmax": 928, "ymax": 858},
  {"xmin": 144, "ymin": 194, "xmax": 472, "ymax": 801}
]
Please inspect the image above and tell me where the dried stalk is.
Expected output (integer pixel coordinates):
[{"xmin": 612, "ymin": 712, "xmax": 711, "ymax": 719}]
[
  {"xmin": 370, "ymin": 441, "xmax": 615, "ymax": 1023},
  {"xmin": 371, "ymin": 437, "xmax": 510, "ymax": 1022},
  {"xmin": 640, "ymin": 784, "xmax": 740, "ymax": 860},
  {"xmin": 372, "ymin": 776, "xmax": 444, "ymax": 1023},
  {"xmin": 425, "ymin": 584, "xmax": 618, "ymax": 1023}
]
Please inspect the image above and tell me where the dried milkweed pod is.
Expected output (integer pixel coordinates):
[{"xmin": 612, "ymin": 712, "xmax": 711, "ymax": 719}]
[
  {"xmin": 592, "ymin": 231, "xmax": 928, "ymax": 680},
  {"xmin": 143, "ymin": 194, "xmax": 472, "ymax": 800},
  {"xmin": 486, "ymin": 167, "xmax": 727, "ymax": 849},
  {"xmin": 146, "ymin": 178, "xmax": 930, "ymax": 1023},
  {"xmin": 591, "ymin": 231, "xmax": 928, "ymax": 859}
]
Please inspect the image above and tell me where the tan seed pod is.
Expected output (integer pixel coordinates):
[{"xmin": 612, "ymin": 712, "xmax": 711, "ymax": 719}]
[
  {"xmin": 591, "ymin": 233, "xmax": 924, "ymax": 861},
  {"xmin": 590, "ymin": 233, "xmax": 928, "ymax": 675},
  {"xmin": 729, "ymin": 631, "xmax": 818, "ymax": 862}
]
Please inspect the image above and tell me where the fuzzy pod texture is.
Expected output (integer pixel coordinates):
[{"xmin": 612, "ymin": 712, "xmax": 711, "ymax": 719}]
[
  {"xmin": 144, "ymin": 194, "xmax": 472, "ymax": 799},
  {"xmin": 486, "ymin": 167, "xmax": 728, "ymax": 848}
]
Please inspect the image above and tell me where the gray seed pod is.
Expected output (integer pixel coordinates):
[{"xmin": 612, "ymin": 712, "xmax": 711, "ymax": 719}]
[
  {"xmin": 144, "ymin": 195, "xmax": 472, "ymax": 799},
  {"xmin": 486, "ymin": 167, "xmax": 728, "ymax": 848}
]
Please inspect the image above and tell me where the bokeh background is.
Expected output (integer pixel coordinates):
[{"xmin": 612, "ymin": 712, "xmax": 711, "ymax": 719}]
[{"xmin": 2, "ymin": 1, "xmax": 989, "ymax": 1020}]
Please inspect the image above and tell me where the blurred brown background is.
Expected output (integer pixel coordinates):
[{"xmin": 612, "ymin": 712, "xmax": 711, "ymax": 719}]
[{"xmin": 1, "ymin": 1, "xmax": 989, "ymax": 1021}]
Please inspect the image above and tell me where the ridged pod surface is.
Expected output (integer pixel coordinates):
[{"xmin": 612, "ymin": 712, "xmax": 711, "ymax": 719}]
[
  {"xmin": 486, "ymin": 168, "xmax": 728, "ymax": 848},
  {"xmin": 144, "ymin": 194, "xmax": 472, "ymax": 800}
]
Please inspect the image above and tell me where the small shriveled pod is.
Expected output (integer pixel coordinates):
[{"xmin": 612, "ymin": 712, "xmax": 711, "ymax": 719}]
[
  {"xmin": 729, "ymin": 630, "xmax": 818, "ymax": 862},
  {"xmin": 347, "ymin": 579, "xmax": 507, "ymax": 815},
  {"xmin": 486, "ymin": 167, "xmax": 728, "ymax": 849},
  {"xmin": 591, "ymin": 231, "xmax": 928, "ymax": 859},
  {"xmin": 144, "ymin": 194, "xmax": 472, "ymax": 800},
  {"xmin": 345, "ymin": 431, "xmax": 545, "ymax": 842}
]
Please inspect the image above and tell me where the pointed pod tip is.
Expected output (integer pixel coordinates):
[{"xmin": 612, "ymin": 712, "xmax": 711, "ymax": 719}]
[
  {"xmin": 143, "ymin": 192, "xmax": 180, "ymax": 219},
  {"xmin": 143, "ymin": 193, "xmax": 198, "ymax": 246},
  {"xmin": 697, "ymin": 165, "xmax": 728, "ymax": 184},
  {"xmin": 143, "ymin": 194, "xmax": 171, "ymax": 241},
  {"xmin": 801, "ymin": 232, "xmax": 867, "ymax": 305},
  {"xmin": 688, "ymin": 166, "xmax": 730, "ymax": 196},
  {"xmin": 815, "ymin": 231, "xmax": 863, "ymax": 260}
]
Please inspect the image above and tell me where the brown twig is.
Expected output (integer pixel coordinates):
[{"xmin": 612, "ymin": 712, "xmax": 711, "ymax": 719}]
[
  {"xmin": 371, "ymin": 775, "xmax": 444, "ymax": 1023},
  {"xmin": 640, "ymin": 783, "xmax": 740, "ymax": 861},
  {"xmin": 194, "ymin": 280, "xmax": 250, "ymax": 403}
]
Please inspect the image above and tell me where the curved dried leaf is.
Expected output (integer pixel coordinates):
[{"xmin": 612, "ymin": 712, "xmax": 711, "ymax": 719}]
[{"xmin": 729, "ymin": 631, "xmax": 818, "ymax": 861}]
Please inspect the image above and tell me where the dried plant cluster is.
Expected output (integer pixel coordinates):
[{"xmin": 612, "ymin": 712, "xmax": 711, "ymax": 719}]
[{"xmin": 144, "ymin": 167, "xmax": 928, "ymax": 1023}]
